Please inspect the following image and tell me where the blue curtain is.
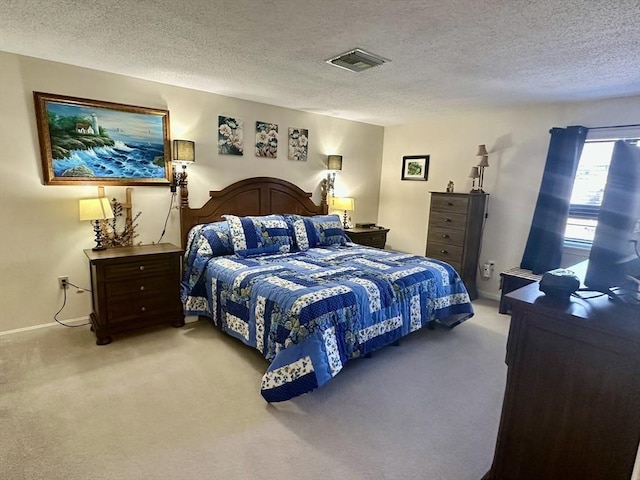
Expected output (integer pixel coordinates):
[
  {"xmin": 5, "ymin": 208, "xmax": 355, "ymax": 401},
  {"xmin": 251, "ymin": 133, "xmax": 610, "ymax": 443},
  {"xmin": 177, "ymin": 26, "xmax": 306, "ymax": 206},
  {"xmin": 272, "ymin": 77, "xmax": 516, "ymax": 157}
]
[{"xmin": 520, "ymin": 125, "xmax": 588, "ymax": 274}]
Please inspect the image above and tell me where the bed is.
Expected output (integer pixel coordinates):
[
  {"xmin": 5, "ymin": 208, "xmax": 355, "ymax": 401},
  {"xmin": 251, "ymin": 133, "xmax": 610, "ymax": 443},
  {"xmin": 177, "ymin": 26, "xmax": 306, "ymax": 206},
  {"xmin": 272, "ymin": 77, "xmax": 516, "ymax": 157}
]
[{"xmin": 179, "ymin": 177, "xmax": 474, "ymax": 402}]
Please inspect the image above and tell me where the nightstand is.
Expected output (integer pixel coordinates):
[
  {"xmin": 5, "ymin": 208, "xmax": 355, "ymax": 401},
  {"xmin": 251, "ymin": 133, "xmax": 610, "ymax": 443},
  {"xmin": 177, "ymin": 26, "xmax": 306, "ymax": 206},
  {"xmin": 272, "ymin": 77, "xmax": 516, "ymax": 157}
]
[
  {"xmin": 345, "ymin": 227, "xmax": 390, "ymax": 249},
  {"xmin": 84, "ymin": 243, "xmax": 185, "ymax": 345}
]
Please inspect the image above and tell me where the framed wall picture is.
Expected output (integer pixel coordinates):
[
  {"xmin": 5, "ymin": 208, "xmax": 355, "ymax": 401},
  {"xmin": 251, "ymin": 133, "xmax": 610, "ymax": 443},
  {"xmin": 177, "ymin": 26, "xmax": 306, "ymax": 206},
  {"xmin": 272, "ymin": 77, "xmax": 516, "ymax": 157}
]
[
  {"xmin": 33, "ymin": 92, "xmax": 171, "ymax": 186},
  {"xmin": 218, "ymin": 115, "xmax": 244, "ymax": 155},
  {"xmin": 288, "ymin": 127, "xmax": 308, "ymax": 161},
  {"xmin": 401, "ymin": 155, "xmax": 429, "ymax": 181}
]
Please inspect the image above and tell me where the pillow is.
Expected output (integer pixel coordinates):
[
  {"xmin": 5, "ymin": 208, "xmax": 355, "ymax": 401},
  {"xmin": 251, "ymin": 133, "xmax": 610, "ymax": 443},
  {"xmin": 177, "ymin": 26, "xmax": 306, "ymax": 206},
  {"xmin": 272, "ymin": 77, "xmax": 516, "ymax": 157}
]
[
  {"xmin": 223, "ymin": 214, "xmax": 293, "ymax": 257},
  {"xmin": 182, "ymin": 221, "xmax": 234, "ymax": 296},
  {"xmin": 199, "ymin": 221, "xmax": 234, "ymax": 256},
  {"xmin": 287, "ymin": 214, "xmax": 347, "ymax": 250}
]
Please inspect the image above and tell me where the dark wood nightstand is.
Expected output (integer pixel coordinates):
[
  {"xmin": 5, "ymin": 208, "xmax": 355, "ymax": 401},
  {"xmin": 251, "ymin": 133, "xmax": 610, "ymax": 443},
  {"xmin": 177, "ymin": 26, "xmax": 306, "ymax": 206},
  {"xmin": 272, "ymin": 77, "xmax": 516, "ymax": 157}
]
[
  {"xmin": 84, "ymin": 243, "xmax": 185, "ymax": 345},
  {"xmin": 345, "ymin": 227, "xmax": 390, "ymax": 249}
]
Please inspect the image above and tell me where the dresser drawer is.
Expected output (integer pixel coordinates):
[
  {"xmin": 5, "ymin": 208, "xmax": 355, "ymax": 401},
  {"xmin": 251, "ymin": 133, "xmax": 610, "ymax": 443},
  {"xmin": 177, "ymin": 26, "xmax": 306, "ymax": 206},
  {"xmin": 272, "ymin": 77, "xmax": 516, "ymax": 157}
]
[
  {"xmin": 105, "ymin": 276, "xmax": 175, "ymax": 298},
  {"xmin": 426, "ymin": 242, "xmax": 464, "ymax": 265},
  {"xmin": 103, "ymin": 255, "xmax": 175, "ymax": 280},
  {"xmin": 428, "ymin": 211, "xmax": 467, "ymax": 230},
  {"xmin": 345, "ymin": 228, "xmax": 389, "ymax": 249},
  {"xmin": 431, "ymin": 195, "xmax": 469, "ymax": 214},
  {"xmin": 427, "ymin": 226, "xmax": 465, "ymax": 247},
  {"xmin": 352, "ymin": 233, "xmax": 386, "ymax": 248},
  {"xmin": 107, "ymin": 294, "xmax": 180, "ymax": 325}
]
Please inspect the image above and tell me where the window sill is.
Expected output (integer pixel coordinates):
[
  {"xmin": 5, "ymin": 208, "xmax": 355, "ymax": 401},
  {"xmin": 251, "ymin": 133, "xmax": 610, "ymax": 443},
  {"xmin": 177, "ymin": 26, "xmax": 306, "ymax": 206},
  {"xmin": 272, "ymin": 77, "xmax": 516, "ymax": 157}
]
[{"xmin": 563, "ymin": 240, "xmax": 591, "ymax": 253}]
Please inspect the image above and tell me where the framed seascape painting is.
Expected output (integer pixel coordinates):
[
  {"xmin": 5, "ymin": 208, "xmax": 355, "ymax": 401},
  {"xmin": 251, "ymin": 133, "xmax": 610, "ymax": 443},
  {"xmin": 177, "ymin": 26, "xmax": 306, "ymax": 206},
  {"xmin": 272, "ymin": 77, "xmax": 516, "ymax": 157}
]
[
  {"xmin": 401, "ymin": 155, "xmax": 429, "ymax": 181},
  {"xmin": 33, "ymin": 92, "xmax": 171, "ymax": 186}
]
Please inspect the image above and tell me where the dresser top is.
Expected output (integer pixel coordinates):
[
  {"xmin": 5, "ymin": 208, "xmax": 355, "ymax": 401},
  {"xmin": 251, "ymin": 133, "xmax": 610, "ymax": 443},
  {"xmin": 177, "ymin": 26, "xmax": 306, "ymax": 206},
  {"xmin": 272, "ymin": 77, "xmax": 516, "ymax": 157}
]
[
  {"xmin": 507, "ymin": 262, "xmax": 640, "ymax": 340},
  {"xmin": 346, "ymin": 227, "xmax": 390, "ymax": 234},
  {"xmin": 430, "ymin": 191, "xmax": 489, "ymax": 196},
  {"xmin": 84, "ymin": 243, "xmax": 182, "ymax": 261}
]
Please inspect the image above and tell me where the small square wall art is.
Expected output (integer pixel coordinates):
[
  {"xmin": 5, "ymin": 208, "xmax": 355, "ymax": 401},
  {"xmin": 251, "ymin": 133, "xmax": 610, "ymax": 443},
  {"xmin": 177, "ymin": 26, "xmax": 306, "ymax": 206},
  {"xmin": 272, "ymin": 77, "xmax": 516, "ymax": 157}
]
[
  {"xmin": 218, "ymin": 115, "xmax": 244, "ymax": 155},
  {"xmin": 288, "ymin": 127, "xmax": 308, "ymax": 161},
  {"xmin": 255, "ymin": 121, "xmax": 278, "ymax": 158}
]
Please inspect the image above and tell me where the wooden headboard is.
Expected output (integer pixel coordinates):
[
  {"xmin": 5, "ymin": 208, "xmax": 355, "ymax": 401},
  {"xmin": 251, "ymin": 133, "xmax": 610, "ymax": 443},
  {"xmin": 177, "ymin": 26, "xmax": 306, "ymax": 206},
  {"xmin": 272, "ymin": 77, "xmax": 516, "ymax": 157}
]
[{"xmin": 179, "ymin": 177, "xmax": 329, "ymax": 247}]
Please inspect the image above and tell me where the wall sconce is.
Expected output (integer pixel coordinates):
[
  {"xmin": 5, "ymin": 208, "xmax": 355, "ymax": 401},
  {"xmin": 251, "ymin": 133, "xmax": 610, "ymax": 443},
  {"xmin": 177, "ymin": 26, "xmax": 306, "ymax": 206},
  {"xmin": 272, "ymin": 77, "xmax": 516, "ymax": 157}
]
[
  {"xmin": 172, "ymin": 140, "xmax": 195, "ymax": 202},
  {"xmin": 79, "ymin": 197, "xmax": 114, "ymax": 250},
  {"xmin": 326, "ymin": 155, "xmax": 343, "ymax": 195},
  {"xmin": 331, "ymin": 196, "xmax": 354, "ymax": 229},
  {"xmin": 475, "ymin": 144, "xmax": 490, "ymax": 193},
  {"xmin": 468, "ymin": 166, "xmax": 481, "ymax": 193}
]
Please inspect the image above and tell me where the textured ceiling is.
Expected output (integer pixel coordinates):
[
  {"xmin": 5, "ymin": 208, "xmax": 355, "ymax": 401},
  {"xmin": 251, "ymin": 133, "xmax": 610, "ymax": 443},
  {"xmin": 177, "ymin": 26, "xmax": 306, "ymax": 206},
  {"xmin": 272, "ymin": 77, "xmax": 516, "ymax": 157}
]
[{"xmin": 1, "ymin": 0, "xmax": 639, "ymax": 126}]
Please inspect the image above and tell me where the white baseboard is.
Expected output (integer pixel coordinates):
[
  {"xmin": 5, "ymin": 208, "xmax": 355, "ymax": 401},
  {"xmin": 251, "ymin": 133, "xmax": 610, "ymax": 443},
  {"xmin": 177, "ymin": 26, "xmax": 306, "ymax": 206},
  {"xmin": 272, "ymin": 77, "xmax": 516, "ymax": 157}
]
[
  {"xmin": 477, "ymin": 290, "xmax": 501, "ymax": 302},
  {"xmin": 1, "ymin": 314, "xmax": 201, "ymax": 336},
  {"xmin": 0, "ymin": 316, "xmax": 91, "ymax": 336}
]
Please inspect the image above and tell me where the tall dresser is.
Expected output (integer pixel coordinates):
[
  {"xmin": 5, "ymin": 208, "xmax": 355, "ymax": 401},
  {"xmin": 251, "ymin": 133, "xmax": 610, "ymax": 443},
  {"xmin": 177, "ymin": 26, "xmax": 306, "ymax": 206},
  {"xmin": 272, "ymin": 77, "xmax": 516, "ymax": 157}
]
[{"xmin": 425, "ymin": 192, "xmax": 487, "ymax": 300}]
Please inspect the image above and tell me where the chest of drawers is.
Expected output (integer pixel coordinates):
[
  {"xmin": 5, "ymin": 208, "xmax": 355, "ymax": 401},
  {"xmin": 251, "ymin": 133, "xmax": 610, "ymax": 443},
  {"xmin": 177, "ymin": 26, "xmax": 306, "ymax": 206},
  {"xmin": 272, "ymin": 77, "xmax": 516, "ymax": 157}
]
[
  {"xmin": 84, "ymin": 243, "xmax": 185, "ymax": 345},
  {"xmin": 426, "ymin": 192, "xmax": 487, "ymax": 300}
]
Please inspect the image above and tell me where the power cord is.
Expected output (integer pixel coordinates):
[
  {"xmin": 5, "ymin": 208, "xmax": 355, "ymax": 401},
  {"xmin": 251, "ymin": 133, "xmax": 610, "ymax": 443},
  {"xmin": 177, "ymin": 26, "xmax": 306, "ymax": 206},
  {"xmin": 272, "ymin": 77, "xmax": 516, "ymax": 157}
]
[
  {"xmin": 54, "ymin": 280, "xmax": 92, "ymax": 328},
  {"xmin": 157, "ymin": 191, "xmax": 177, "ymax": 244}
]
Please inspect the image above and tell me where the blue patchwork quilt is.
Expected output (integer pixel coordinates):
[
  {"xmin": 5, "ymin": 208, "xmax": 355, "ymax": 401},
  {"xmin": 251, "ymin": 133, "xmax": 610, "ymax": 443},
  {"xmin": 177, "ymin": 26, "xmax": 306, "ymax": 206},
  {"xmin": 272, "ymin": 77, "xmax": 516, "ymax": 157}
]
[{"xmin": 181, "ymin": 245, "xmax": 473, "ymax": 402}]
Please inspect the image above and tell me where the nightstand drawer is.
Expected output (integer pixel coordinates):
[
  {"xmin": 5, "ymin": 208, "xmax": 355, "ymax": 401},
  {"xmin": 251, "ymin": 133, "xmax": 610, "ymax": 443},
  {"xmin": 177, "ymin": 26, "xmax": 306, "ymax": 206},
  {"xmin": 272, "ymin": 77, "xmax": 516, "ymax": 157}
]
[
  {"xmin": 427, "ymin": 226, "xmax": 465, "ymax": 247},
  {"xmin": 426, "ymin": 242, "xmax": 464, "ymax": 265},
  {"xmin": 107, "ymin": 295, "xmax": 180, "ymax": 325},
  {"xmin": 105, "ymin": 276, "xmax": 175, "ymax": 298},
  {"xmin": 103, "ymin": 256, "xmax": 174, "ymax": 280},
  {"xmin": 428, "ymin": 212, "xmax": 467, "ymax": 230},
  {"xmin": 431, "ymin": 195, "xmax": 469, "ymax": 214},
  {"xmin": 345, "ymin": 228, "xmax": 389, "ymax": 249},
  {"xmin": 352, "ymin": 233, "xmax": 385, "ymax": 248}
]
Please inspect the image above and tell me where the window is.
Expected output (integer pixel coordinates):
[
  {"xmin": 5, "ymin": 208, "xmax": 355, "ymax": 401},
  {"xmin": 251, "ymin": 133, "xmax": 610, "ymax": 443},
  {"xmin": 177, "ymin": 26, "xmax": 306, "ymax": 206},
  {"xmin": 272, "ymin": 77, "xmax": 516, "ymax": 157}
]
[{"xmin": 565, "ymin": 132, "xmax": 640, "ymax": 246}]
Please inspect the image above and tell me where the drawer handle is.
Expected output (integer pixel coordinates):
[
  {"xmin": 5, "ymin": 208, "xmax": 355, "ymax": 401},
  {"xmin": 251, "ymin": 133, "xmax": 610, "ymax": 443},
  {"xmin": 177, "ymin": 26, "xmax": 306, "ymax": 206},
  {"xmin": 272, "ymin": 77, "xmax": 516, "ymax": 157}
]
[
  {"xmin": 141, "ymin": 306, "xmax": 146, "ymax": 312},
  {"xmin": 443, "ymin": 218, "xmax": 452, "ymax": 222},
  {"xmin": 440, "ymin": 250, "xmax": 448, "ymax": 254},
  {"xmin": 139, "ymin": 265, "xmax": 145, "ymax": 271},
  {"xmin": 447, "ymin": 202, "xmax": 454, "ymax": 206},
  {"xmin": 140, "ymin": 286, "xmax": 145, "ymax": 291},
  {"xmin": 441, "ymin": 234, "xmax": 449, "ymax": 238}
]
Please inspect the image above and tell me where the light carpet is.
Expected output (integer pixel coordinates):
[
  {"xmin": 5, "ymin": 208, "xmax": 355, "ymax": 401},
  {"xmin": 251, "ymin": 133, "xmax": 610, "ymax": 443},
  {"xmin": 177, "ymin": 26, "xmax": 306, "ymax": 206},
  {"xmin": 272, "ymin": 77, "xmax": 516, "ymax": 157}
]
[{"xmin": 0, "ymin": 298, "xmax": 509, "ymax": 480}]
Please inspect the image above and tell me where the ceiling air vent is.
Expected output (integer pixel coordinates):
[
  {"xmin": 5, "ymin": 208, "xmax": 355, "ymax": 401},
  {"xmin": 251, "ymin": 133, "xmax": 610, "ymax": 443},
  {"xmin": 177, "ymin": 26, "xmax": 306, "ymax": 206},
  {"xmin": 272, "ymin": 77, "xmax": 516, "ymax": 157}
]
[{"xmin": 325, "ymin": 48, "xmax": 389, "ymax": 73}]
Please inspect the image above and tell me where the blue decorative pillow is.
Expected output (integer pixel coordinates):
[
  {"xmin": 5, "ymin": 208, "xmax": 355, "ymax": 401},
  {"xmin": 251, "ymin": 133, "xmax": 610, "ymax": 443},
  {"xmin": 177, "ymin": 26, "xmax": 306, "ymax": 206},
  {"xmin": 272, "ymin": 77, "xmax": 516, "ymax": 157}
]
[
  {"xmin": 182, "ymin": 221, "xmax": 234, "ymax": 295},
  {"xmin": 287, "ymin": 214, "xmax": 347, "ymax": 250},
  {"xmin": 199, "ymin": 221, "xmax": 234, "ymax": 256},
  {"xmin": 223, "ymin": 214, "xmax": 293, "ymax": 257}
]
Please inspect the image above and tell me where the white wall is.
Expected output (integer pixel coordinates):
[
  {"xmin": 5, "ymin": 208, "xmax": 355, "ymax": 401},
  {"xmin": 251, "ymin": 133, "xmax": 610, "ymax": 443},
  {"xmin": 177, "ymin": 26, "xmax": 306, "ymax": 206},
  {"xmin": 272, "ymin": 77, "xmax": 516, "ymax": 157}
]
[
  {"xmin": 0, "ymin": 52, "xmax": 384, "ymax": 332},
  {"xmin": 378, "ymin": 97, "xmax": 640, "ymax": 300}
]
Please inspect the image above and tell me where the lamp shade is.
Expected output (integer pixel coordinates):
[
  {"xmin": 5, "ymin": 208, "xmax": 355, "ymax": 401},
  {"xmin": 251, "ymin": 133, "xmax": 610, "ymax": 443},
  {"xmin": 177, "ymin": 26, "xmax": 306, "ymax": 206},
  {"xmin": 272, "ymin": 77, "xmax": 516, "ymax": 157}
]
[
  {"xmin": 327, "ymin": 155, "xmax": 343, "ymax": 171},
  {"xmin": 468, "ymin": 166, "xmax": 480, "ymax": 179},
  {"xmin": 79, "ymin": 198, "xmax": 114, "ymax": 221},
  {"xmin": 476, "ymin": 144, "xmax": 488, "ymax": 156},
  {"xmin": 173, "ymin": 140, "xmax": 195, "ymax": 163},
  {"xmin": 331, "ymin": 197, "xmax": 354, "ymax": 211},
  {"xmin": 477, "ymin": 155, "xmax": 490, "ymax": 168}
]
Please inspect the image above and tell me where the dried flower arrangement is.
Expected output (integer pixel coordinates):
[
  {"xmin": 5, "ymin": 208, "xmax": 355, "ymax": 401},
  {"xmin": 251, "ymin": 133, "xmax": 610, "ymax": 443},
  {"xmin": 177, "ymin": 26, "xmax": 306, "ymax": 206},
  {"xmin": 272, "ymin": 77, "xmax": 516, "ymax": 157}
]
[{"xmin": 100, "ymin": 198, "xmax": 141, "ymax": 247}]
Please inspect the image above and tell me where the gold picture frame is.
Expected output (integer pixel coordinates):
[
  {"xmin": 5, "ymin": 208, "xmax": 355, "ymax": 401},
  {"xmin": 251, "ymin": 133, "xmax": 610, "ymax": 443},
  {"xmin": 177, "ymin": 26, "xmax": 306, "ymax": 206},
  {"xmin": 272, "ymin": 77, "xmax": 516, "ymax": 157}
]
[{"xmin": 34, "ymin": 92, "xmax": 171, "ymax": 186}]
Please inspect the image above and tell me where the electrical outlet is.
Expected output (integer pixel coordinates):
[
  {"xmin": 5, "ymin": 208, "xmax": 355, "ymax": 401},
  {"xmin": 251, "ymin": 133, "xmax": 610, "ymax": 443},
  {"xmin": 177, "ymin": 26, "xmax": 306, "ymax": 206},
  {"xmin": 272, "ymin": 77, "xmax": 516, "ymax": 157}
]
[
  {"xmin": 481, "ymin": 261, "xmax": 495, "ymax": 279},
  {"xmin": 58, "ymin": 276, "xmax": 69, "ymax": 289},
  {"xmin": 482, "ymin": 264, "xmax": 491, "ymax": 279}
]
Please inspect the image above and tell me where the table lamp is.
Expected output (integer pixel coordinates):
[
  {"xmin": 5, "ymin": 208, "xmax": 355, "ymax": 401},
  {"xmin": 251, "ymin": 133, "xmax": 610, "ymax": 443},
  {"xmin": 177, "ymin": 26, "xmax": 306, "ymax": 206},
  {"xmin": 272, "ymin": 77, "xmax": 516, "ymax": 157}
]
[
  {"xmin": 331, "ymin": 196, "xmax": 355, "ymax": 229},
  {"xmin": 79, "ymin": 197, "xmax": 114, "ymax": 250}
]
